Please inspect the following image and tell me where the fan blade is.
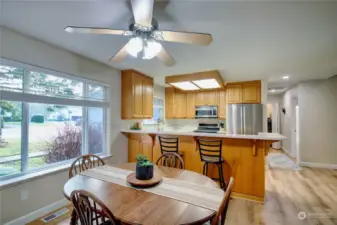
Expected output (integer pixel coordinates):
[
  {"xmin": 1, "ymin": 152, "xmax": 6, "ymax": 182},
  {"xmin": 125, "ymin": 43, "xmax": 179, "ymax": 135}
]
[
  {"xmin": 65, "ymin": 26, "xmax": 128, "ymax": 35},
  {"xmin": 158, "ymin": 30, "xmax": 213, "ymax": 46},
  {"xmin": 156, "ymin": 47, "xmax": 175, "ymax": 67},
  {"xmin": 110, "ymin": 43, "xmax": 129, "ymax": 62},
  {"xmin": 130, "ymin": 0, "xmax": 154, "ymax": 27}
]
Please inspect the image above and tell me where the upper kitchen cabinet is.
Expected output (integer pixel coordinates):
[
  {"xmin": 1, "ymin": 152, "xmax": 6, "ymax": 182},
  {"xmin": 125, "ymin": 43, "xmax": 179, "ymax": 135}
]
[
  {"xmin": 186, "ymin": 92, "xmax": 196, "ymax": 119},
  {"xmin": 226, "ymin": 84, "xmax": 243, "ymax": 104},
  {"xmin": 242, "ymin": 81, "xmax": 261, "ymax": 103},
  {"xmin": 121, "ymin": 70, "xmax": 153, "ymax": 119},
  {"xmin": 195, "ymin": 90, "xmax": 218, "ymax": 106},
  {"xmin": 226, "ymin": 81, "xmax": 261, "ymax": 104},
  {"xmin": 165, "ymin": 87, "xmax": 187, "ymax": 119},
  {"xmin": 218, "ymin": 89, "xmax": 226, "ymax": 119}
]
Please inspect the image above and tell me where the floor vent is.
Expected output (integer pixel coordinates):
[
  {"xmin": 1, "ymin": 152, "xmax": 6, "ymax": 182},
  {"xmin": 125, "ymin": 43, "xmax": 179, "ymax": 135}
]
[{"xmin": 40, "ymin": 208, "xmax": 69, "ymax": 223}]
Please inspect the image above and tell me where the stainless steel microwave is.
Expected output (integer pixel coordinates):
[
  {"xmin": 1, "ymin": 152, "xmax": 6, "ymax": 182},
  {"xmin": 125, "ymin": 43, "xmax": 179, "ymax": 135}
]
[{"xmin": 195, "ymin": 106, "xmax": 218, "ymax": 118}]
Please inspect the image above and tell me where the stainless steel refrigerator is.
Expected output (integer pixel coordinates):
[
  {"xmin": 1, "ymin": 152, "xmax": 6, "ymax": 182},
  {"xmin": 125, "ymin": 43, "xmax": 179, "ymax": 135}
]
[{"xmin": 226, "ymin": 104, "xmax": 263, "ymax": 135}]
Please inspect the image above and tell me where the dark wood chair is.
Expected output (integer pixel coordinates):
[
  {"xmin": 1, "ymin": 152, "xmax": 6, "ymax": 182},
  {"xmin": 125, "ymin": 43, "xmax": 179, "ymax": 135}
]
[
  {"xmin": 71, "ymin": 190, "xmax": 119, "ymax": 225},
  {"xmin": 197, "ymin": 139, "xmax": 226, "ymax": 189},
  {"xmin": 69, "ymin": 154, "xmax": 105, "ymax": 178},
  {"xmin": 156, "ymin": 152, "xmax": 185, "ymax": 169},
  {"xmin": 158, "ymin": 136, "xmax": 183, "ymax": 157},
  {"xmin": 211, "ymin": 177, "xmax": 234, "ymax": 225}
]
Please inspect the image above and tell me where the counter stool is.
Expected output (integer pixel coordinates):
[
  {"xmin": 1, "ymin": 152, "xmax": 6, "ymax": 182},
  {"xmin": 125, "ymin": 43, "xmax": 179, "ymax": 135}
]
[
  {"xmin": 158, "ymin": 136, "xmax": 183, "ymax": 157},
  {"xmin": 197, "ymin": 138, "xmax": 226, "ymax": 190}
]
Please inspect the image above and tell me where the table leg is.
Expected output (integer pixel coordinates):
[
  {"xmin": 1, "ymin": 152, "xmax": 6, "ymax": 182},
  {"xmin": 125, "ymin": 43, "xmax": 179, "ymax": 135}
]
[{"xmin": 70, "ymin": 209, "xmax": 77, "ymax": 225}]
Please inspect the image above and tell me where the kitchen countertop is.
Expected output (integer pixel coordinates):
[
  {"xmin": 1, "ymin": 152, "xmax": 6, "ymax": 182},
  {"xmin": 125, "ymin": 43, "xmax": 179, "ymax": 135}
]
[{"xmin": 121, "ymin": 129, "xmax": 286, "ymax": 141}]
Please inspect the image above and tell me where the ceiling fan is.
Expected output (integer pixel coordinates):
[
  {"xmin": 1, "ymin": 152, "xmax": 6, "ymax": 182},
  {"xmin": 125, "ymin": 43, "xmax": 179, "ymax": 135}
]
[{"xmin": 64, "ymin": 0, "xmax": 213, "ymax": 67}]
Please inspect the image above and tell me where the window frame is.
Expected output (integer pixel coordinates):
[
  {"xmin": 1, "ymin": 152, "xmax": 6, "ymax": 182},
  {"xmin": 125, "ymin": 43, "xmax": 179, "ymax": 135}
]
[
  {"xmin": 143, "ymin": 96, "xmax": 165, "ymax": 125},
  {"xmin": 0, "ymin": 58, "xmax": 110, "ymax": 181}
]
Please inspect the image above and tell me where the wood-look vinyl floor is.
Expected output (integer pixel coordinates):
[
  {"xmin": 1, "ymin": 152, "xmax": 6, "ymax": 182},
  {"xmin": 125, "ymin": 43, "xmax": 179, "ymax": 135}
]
[{"xmin": 28, "ymin": 155, "xmax": 337, "ymax": 225}]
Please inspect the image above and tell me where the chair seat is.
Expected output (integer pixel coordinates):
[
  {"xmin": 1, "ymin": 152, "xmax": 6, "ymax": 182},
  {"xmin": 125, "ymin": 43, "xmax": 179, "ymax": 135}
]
[{"xmin": 202, "ymin": 156, "xmax": 225, "ymax": 163}]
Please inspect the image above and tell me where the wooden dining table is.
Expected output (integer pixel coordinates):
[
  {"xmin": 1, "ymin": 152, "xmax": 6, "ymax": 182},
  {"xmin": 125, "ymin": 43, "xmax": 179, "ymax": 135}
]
[{"xmin": 63, "ymin": 163, "xmax": 220, "ymax": 225}]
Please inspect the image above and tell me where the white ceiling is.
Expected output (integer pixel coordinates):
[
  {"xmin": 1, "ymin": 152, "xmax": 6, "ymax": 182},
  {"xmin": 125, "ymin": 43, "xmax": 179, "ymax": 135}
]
[{"xmin": 1, "ymin": 0, "xmax": 337, "ymax": 90}]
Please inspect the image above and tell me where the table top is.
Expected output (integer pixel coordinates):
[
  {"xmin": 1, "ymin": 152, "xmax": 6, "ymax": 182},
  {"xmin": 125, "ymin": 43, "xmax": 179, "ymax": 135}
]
[{"xmin": 64, "ymin": 163, "xmax": 219, "ymax": 225}]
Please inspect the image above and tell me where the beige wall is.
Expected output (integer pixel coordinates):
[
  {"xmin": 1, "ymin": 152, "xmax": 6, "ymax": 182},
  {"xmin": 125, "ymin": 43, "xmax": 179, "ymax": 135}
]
[
  {"xmin": 0, "ymin": 26, "xmax": 131, "ymax": 223},
  {"xmin": 280, "ymin": 86, "xmax": 298, "ymax": 157},
  {"xmin": 298, "ymin": 77, "xmax": 337, "ymax": 165}
]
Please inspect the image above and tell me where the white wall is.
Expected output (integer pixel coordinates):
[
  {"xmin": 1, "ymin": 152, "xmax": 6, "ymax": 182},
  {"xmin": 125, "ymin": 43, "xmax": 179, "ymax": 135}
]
[
  {"xmin": 298, "ymin": 77, "xmax": 337, "ymax": 165},
  {"xmin": 280, "ymin": 86, "xmax": 298, "ymax": 157},
  {"xmin": 0, "ymin": 26, "xmax": 131, "ymax": 224}
]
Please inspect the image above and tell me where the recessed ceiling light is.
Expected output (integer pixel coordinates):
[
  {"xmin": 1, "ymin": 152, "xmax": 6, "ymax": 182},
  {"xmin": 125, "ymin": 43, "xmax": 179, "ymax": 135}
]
[
  {"xmin": 192, "ymin": 79, "xmax": 220, "ymax": 89},
  {"xmin": 170, "ymin": 81, "xmax": 199, "ymax": 91},
  {"xmin": 270, "ymin": 89, "xmax": 276, "ymax": 92},
  {"xmin": 282, "ymin": 76, "xmax": 289, "ymax": 80}
]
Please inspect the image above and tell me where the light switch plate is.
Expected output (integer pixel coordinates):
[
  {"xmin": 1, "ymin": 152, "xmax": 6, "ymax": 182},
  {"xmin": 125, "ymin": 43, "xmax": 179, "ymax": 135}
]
[{"xmin": 21, "ymin": 189, "xmax": 29, "ymax": 201}]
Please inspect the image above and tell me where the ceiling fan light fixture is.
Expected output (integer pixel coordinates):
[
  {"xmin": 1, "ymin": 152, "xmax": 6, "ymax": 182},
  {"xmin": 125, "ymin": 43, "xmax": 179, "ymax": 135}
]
[
  {"xmin": 170, "ymin": 81, "xmax": 199, "ymax": 91},
  {"xmin": 192, "ymin": 79, "xmax": 220, "ymax": 89},
  {"xmin": 126, "ymin": 37, "xmax": 143, "ymax": 57},
  {"xmin": 142, "ymin": 40, "xmax": 162, "ymax": 60}
]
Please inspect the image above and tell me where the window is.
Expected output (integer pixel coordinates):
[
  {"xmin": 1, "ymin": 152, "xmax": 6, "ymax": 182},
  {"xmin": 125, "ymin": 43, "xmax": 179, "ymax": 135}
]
[
  {"xmin": 0, "ymin": 61, "xmax": 109, "ymax": 180},
  {"xmin": 143, "ymin": 97, "xmax": 164, "ymax": 124}
]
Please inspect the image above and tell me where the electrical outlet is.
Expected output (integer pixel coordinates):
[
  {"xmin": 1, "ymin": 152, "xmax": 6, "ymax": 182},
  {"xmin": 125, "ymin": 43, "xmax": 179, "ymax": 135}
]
[{"xmin": 21, "ymin": 189, "xmax": 29, "ymax": 201}]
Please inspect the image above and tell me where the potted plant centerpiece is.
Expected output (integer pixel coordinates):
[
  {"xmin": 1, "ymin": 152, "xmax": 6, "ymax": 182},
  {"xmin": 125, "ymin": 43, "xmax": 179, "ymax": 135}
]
[{"xmin": 136, "ymin": 154, "xmax": 154, "ymax": 180}]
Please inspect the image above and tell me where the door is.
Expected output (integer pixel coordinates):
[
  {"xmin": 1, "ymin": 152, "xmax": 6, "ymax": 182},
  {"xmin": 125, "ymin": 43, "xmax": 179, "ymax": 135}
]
[
  {"xmin": 243, "ymin": 104, "xmax": 263, "ymax": 135},
  {"xmin": 186, "ymin": 92, "xmax": 195, "ymax": 119},
  {"xmin": 227, "ymin": 84, "xmax": 243, "ymax": 103},
  {"xmin": 291, "ymin": 105, "xmax": 299, "ymax": 162},
  {"xmin": 226, "ymin": 104, "xmax": 243, "ymax": 134},
  {"xmin": 142, "ymin": 78, "xmax": 153, "ymax": 118},
  {"xmin": 218, "ymin": 89, "xmax": 226, "ymax": 119},
  {"xmin": 242, "ymin": 82, "xmax": 261, "ymax": 103},
  {"xmin": 132, "ymin": 73, "xmax": 143, "ymax": 118}
]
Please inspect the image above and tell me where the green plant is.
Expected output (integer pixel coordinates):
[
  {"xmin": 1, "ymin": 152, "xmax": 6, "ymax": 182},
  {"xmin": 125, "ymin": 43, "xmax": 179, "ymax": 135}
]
[{"xmin": 136, "ymin": 154, "xmax": 153, "ymax": 167}]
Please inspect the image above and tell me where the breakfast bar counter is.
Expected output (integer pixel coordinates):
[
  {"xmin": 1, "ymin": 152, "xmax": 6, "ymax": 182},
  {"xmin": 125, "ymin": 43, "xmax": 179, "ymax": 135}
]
[{"xmin": 121, "ymin": 129, "xmax": 286, "ymax": 202}]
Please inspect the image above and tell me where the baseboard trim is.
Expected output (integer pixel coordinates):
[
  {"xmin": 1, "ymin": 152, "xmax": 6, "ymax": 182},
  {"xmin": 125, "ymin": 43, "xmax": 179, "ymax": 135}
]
[
  {"xmin": 4, "ymin": 198, "xmax": 68, "ymax": 225},
  {"xmin": 299, "ymin": 162, "xmax": 337, "ymax": 169},
  {"xmin": 232, "ymin": 192, "xmax": 264, "ymax": 204},
  {"xmin": 281, "ymin": 148, "xmax": 296, "ymax": 159}
]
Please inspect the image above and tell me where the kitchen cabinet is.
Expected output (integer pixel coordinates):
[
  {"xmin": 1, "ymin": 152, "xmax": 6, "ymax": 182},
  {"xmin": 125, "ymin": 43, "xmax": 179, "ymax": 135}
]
[
  {"xmin": 218, "ymin": 89, "xmax": 226, "ymax": 119},
  {"xmin": 226, "ymin": 81, "xmax": 261, "ymax": 104},
  {"xmin": 186, "ymin": 92, "xmax": 196, "ymax": 119},
  {"xmin": 165, "ymin": 88, "xmax": 187, "ymax": 119},
  {"xmin": 142, "ymin": 77, "xmax": 154, "ymax": 118},
  {"xmin": 242, "ymin": 82, "xmax": 261, "ymax": 103},
  {"xmin": 195, "ymin": 90, "xmax": 218, "ymax": 106},
  {"xmin": 128, "ymin": 136, "xmax": 153, "ymax": 162},
  {"xmin": 122, "ymin": 70, "xmax": 153, "ymax": 119},
  {"xmin": 175, "ymin": 90, "xmax": 187, "ymax": 119},
  {"xmin": 226, "ymin": 84, "xmax": 243, "ymax": 104},
  {"xmin": 165, "ymin": 87, "xmax": 176, "ymax": 119}
]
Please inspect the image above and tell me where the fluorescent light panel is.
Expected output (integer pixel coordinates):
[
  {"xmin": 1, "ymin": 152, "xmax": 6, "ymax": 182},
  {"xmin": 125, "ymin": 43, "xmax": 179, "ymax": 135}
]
[
  {"xmin": 192, "ymin": 79, "xmax": 220, "ymax": 89},
  {"xmin": 170, "ymin": 81, "xmax": 199, "ymax": 90}
]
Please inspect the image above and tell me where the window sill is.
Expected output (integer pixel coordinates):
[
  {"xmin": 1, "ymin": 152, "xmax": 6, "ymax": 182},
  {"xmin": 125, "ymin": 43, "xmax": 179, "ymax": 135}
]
[{"xmin": 0, "ymin": 154, "xmax": 113, "ymax": 190}]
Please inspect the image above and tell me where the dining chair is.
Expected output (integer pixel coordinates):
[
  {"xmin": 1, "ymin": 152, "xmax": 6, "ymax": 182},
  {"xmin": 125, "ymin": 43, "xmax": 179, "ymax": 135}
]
[
  {"xmin": 71, "ymin": 190, "xmax": 119, "ymax": 225},
  {"xmin": 156, "ymin": 152, "xmax": 185, "ymax": 169},
  {"xmin": 197, "ymin": 138, "xmax": 226, "ymax": 189},
  {"xmin": 69, "ymin": 154, "xmax": 105, "ymax": 178},
  {"xmin": 210, "ymin": 177, "xmax": 234, "ymax": 225}
]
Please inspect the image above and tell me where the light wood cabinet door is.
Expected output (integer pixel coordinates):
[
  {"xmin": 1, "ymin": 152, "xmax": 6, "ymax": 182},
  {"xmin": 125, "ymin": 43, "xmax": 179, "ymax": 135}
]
[
  {"xmin": 242, "ymin": 82, "xmax": 261, "ymax": 103},
  {"xmin": 218, "ymin": 89, "xmax": 226, "ymax": 119},
  {"xmin": 142, "ymin": 78, "xmax": 153, "ymax": 118},
  {"xmin": 175, "ymin": 91, "xmax": 187, "ymax": 118},
  {"xmin": 195, "ymin": 90, "xmax": 218, "ymax": 105},
  {"xmin": 195, "ymin": 91, "xmax": 205, "ymax": 105},
  {"xmin": 226, "ymin": 84, "xmax": 243, "ymax": 104},
  {"xmin": 186, "ymin": 92, "xmax": 195, "ymax": 119},
  {"xmin": 128, "ymin": 139, "xmax": 142, "ymax": 162},
  {"xmin": 165, "ymin": 88, "xmax": 175, "ymax": 119},
  {"xmin": 132, "ymin": 73, "xmax": 143, "ymax": 118}
]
